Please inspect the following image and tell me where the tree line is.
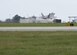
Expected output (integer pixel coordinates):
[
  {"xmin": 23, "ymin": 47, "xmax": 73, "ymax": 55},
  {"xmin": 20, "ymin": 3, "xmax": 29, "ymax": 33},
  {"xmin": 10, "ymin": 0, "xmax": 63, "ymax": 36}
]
[{"xmin": 5, "ymin": 14, "xmax": 23, "ymax": 23}]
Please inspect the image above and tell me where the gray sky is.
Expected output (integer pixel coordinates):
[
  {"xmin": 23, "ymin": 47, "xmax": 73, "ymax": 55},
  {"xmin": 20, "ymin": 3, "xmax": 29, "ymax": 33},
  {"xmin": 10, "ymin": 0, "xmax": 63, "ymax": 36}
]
[{"xmin": 0, "ymin": 0, "xmax": 77, "ymax": 22}]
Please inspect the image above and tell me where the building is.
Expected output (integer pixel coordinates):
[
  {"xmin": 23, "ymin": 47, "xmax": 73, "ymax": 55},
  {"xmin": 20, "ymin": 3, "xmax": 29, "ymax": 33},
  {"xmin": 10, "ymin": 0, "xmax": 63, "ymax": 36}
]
[
  {"xmin": 53, "ymin": 19, "xmax": 61, "ymax": 23},
  {"xmin": 20, "ymin": 17, "xmax": 36, "ymax": 23}
]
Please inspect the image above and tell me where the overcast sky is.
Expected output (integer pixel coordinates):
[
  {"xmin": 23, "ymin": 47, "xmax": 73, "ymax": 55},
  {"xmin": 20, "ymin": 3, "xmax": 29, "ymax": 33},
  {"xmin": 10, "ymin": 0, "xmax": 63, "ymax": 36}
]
[{"xmin": 0, "ymin": 0, "xmax": 77, "ymax": 22}]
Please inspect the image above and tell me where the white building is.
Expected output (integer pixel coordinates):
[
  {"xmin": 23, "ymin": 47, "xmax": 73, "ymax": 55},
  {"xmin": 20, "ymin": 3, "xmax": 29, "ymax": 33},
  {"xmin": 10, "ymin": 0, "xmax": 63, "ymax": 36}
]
[{"xmin": 20, "ymin": 17, "xmax": 36, "ymax": 23}]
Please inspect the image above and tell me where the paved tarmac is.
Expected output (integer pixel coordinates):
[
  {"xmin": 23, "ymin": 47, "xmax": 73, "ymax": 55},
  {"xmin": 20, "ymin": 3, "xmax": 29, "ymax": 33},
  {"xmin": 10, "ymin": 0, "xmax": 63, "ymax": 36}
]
[{"xmin": 0, "ymin": 27, "xmax": 77, "ymax": 31}]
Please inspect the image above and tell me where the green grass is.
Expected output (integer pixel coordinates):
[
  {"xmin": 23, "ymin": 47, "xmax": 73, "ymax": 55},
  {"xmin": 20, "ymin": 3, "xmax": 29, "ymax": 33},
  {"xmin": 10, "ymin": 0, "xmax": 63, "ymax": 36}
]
[
  {"xmin": 0, "ymin": 23, "xmax": 69, "ymax": 27},
  {"xmin": 0, "ymin": 23, "xmax": 77, "ymax": 27},
  {"xmin": 0, "ymin": 31, "xmax": 77, "ymax": 55}
]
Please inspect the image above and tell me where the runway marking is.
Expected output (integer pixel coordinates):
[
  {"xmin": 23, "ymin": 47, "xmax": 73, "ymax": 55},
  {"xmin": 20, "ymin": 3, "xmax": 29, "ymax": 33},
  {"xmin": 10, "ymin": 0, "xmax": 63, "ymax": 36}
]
[{"xmin": 0, "ymin": 27, "xmax": 77, "ymax": 31}]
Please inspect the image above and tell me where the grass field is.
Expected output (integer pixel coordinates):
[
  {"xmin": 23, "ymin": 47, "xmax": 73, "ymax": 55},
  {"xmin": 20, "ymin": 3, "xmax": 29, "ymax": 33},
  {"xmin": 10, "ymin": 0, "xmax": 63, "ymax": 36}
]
[
  {"xmin": 0, "ymin": 31, "xmax": 77, "ymax": 55},
  {"xmin": 0, "ymin": 23, "xmax": 75, "ymax": 27}
]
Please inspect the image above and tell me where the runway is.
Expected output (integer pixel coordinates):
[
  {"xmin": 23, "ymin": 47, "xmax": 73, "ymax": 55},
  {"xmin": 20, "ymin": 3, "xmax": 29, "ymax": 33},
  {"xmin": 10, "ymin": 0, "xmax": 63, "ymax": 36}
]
[{"xmin": 0, "ymin": 27, "xmax": 77, "ymax": 31}]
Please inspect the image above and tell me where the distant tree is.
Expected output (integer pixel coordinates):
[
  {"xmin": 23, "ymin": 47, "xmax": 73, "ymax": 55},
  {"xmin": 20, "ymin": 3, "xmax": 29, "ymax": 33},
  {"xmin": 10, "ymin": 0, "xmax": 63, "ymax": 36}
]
[
  {"xmin": 32, "ymin": 16, "xmax": 36, "ymax": 18},
  {"xmin": 21, "ymin": 17, "xmax": 26, "ymax": 19},
  {"xmin": 12, "ymin": 14, "xmax": 21, "ymax": 23},
  {"xmin": 5, "ymin": 18, "xmax": 12, "ymax": 23},
  {"xmin": 0, "ymin": 20, "xmax": 2, "ymax": 23}
]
